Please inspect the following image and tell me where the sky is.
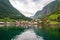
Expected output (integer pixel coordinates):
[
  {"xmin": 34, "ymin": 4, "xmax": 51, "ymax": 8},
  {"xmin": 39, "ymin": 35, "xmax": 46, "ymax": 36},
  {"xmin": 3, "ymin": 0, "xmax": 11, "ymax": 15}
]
[{"xmin": 9, "ymin": 0, "xmax": 55, "ymax": 17}]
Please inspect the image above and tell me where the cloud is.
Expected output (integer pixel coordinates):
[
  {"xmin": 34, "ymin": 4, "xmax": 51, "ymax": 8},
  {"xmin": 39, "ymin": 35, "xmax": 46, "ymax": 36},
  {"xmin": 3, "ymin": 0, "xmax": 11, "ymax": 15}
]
[{"xmin": 9, "ymin": 0, "xmax": 55, "ymax": 17}]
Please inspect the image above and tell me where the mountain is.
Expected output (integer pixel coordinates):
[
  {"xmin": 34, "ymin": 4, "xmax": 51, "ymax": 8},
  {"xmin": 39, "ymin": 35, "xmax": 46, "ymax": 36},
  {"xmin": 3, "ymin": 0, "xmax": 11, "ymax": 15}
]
[
  {"xmin": 33, "ymin": 0, "xmax": 60, "ymax": 19},
  {"xmin": 0, "ymin": 0, "xmax": 32, "ymax": 20},
  {"xmin": 46, "ymin": 10, "xmax": 60, "ymax": 22},
  {"xmin": 32, "ymin": 11, "xmax": 42, "ymax": 19}
]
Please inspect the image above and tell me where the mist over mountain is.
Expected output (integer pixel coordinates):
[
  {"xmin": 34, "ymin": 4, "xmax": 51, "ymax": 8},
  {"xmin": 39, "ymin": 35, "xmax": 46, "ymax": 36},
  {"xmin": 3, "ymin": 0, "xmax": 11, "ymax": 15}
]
[{"xmin": 33, "ymin": 0, "xmax": 60, "ymax": 19}]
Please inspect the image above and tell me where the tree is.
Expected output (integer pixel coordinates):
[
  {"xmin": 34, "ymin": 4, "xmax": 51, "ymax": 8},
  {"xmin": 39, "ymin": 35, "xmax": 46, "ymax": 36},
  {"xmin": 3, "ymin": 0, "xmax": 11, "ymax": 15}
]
[{"xmin": 57, "ymin": 15, "xmax": 60, "ymax": 22}]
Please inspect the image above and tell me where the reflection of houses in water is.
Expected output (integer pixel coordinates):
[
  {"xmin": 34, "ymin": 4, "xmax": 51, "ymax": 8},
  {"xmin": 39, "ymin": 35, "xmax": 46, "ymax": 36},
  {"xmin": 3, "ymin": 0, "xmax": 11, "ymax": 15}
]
[
  {"xmin": 0, "ymin": 19, "xmax": 59, "ymax": 28},
  {"xmin": 0, "ymin": 20, "xmax": 43, "ymax": 28},
  {"xmin": 0, "ymin": 22, "xmax": 15, "ymax": 27},
  {"xmin": 0, "ymin": 20, "xmax": 42, "ymax": 28}
]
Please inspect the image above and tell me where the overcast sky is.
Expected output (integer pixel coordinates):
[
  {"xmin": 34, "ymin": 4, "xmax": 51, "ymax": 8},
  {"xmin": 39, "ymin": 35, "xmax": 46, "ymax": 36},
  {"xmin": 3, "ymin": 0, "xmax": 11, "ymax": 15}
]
[{"xmin": 9, "ymin": 0, "xmax": 55, "ymax": 17}]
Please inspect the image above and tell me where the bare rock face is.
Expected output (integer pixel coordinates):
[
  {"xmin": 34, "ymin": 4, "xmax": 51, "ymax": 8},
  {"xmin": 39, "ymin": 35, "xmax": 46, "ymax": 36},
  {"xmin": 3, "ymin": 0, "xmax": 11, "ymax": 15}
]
[{"xmin": 33, "ymin": 0, "xmax": 60, "ymax": 19}]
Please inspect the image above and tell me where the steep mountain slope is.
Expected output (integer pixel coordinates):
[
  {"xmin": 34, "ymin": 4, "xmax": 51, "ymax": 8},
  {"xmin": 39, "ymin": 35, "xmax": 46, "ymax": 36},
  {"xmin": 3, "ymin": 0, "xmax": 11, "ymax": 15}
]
[
  {"xmin": 0, "ymin": 0, "xmax": 32, "ymax": 20},
  {"xmin": 46, "ymin": 10, "xmax": 60, "ymax": 22},
  {"xmin": 33, "ymin": 0, "xmax": 60, "ymax": 19}
]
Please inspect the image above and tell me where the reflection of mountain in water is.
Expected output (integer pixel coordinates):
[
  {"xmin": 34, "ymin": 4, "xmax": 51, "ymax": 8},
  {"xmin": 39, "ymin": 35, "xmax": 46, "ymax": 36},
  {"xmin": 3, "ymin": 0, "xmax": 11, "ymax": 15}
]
[
  {"xmin": 34, "ymin": 27, "xmax": 60, "ymax": 40},
  {"xmin": 12, "ymin": 29, "xmax": 44, "ymax": 40}
]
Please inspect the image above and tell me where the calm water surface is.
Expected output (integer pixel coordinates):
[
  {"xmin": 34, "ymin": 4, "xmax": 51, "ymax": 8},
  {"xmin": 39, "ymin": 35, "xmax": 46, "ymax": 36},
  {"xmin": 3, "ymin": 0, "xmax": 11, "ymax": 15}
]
[
  {"xmin": 11, "ymin": 25, "xmax": 60, "ymax": 40},
  {"xmin": 0, "ymin": 26, "xmax": 59, "ymax": 40},
  {"xmin": 11, "ymin": 28, "xmax": 44, "ymax": 40}
]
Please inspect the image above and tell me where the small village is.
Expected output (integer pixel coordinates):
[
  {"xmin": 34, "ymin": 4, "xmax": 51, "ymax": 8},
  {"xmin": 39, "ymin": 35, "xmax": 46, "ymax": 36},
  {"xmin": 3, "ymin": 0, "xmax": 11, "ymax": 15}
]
[
  {"xmin": 0, "ymin": 0, "xmax": 60, "ymax": 40},
  {"xmin": 0, "ymin": 18, "xmax": 60, "ymax": 28}
]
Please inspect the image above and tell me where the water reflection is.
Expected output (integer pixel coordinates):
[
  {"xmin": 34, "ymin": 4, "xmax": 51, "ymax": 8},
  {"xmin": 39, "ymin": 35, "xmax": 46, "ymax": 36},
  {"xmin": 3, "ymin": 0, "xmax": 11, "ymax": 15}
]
[
  {"xmin": 11, "ymin": 29, "xmax": 44, "ymax": 40},
  {"xmin": 34, "ymin": 26, "xmax": 60, "ymax": 40},
  {"xmin": 0, "ymin": 25, "xmax": 60, "ymax": 40},
  {"xmin": 0, "ymin": 27, "xmax": 25, "ymax": 40},
  {"xmin": 11, "ymin": 25, "xmax": 60, "ymax": 40}
]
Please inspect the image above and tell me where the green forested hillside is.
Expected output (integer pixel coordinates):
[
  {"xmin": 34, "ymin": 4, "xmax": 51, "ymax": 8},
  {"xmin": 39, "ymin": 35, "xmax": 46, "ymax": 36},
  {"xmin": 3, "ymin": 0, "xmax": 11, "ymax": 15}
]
[
  {"xmin": 47, "ymin": 11, "xmax": 60, "ymax": 22},
  {"xmin": 33, "ymin": 0, "xmax": 60, "ymax": 20},
  {"xmin": 0, "ymin": 0, "xmax": 32, "ymax": 21}
]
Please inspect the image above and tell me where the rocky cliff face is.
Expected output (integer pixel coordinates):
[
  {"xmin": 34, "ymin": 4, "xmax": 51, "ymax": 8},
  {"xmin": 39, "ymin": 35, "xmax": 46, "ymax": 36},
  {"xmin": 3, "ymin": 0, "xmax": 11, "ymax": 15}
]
[{"xmin": 33, "ymin": 0, "xmax": 60, "ymax": 19}]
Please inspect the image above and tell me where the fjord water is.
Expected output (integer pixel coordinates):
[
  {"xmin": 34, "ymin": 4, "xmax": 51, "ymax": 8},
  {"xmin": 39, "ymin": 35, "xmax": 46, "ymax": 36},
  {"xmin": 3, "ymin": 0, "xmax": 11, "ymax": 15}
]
[
  {"xmin": 11, "ymin": 26, "xmax": 60, "ymax": 40},
  {"xmin": 0, "ymin": 26, "xmax": 60, "ymax": 40},
  {"xmin": 11, "ymin": 29, "xmax": 44, "ymax": 40}
]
